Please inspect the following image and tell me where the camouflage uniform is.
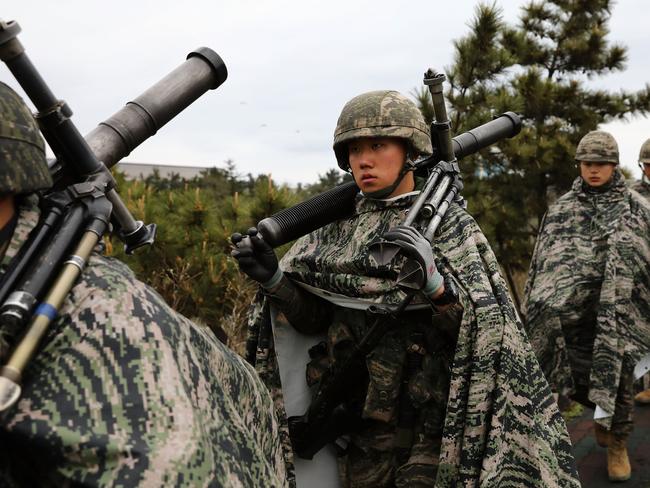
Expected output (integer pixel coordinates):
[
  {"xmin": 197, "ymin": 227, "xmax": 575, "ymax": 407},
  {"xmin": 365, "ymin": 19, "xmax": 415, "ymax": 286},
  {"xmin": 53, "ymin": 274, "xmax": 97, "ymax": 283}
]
[
  {"xmin": 0, "ymin": 83, "xmax": 288, "ymax": 487},
  {"xmin": 244, "ymin": 90, "xmax": 579, "ymax": 488},
  {"xmin": 629, "ymin": 138, "xmax": 650, "ymax": 199},
  {"xmin": 631, "ymin": 139, "xmax": 650, "ymax": 396},
  {"xmin": 630, "ymin": 179, "xmax": 650, "ymax": 199},
  {"xmin": 524, "ymin": 131, "xmax": 650, "ymax": 438}
]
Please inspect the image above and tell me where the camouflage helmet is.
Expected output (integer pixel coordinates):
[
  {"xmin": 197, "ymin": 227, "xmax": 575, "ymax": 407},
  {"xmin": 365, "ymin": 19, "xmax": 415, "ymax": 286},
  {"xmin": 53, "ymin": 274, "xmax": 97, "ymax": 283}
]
[
  {"xmin": 638, "ymin": 138, "xmax": 650, "ymax": 163},
  {"xmin": 333, "ymin": 90, "xmax": 432, "ymax": 170},
  {"xmin": 0, "ymin": 82, "xmax": 51, "ymax": 194},
  {"xmin": 574, "ymin": 130, "xmax": 619, "ymax": 165}
]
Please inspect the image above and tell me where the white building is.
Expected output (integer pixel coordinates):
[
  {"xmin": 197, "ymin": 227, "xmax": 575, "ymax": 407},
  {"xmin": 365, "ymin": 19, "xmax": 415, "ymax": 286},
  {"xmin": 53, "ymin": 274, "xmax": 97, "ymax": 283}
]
[{"xmin": 115, "ymin": 162, "xmax": 210, "ymax": 180}]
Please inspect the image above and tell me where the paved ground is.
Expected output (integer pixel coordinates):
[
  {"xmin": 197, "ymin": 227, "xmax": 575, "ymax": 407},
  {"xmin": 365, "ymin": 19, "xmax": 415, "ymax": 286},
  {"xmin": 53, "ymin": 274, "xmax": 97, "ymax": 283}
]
[{"xmin": 566, "ymin": 402, "xmax": 650, "ymax": 487}]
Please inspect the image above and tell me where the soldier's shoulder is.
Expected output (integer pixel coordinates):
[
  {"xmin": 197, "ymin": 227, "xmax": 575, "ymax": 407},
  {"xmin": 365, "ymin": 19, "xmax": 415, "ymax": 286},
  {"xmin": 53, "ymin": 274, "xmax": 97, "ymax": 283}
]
[
  {"xmin": 442, "ymin": 201, "xmax": 479, "ymax": 228},
  {"xmin": 62, "ymin": 252, "xmax": 243, "ymax": 364},
  {"xmin": 436, "ymin": 203, "xmax": 488, "ymax": 250},
  {"xmin": 67, "ymin": 252, "xmax": 189, "ymax": 329},
  {"xmin": 627, "ymin": 179, "xmax": 644, "ymax": 191},
  {"xmin": 543, "ymin": 190, "xmax": 578, "ymax": 221},
  {"xmin": 552, "ymin": 189, "xmax": 578, "ymax": 207},
  {"xmin": 82, "ymin": 253, "xmax": 148, "ymax": 298},
  {"xmin": 628, "ymin": 187, "xmax": 650, "ymax": 217}
]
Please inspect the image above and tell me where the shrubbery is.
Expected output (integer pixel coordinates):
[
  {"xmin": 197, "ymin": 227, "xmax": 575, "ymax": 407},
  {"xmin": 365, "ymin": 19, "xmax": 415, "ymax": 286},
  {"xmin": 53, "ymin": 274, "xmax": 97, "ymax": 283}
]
[{"xmin": 108, "ymin": 164, "xmax": 350, "ymax": 353}]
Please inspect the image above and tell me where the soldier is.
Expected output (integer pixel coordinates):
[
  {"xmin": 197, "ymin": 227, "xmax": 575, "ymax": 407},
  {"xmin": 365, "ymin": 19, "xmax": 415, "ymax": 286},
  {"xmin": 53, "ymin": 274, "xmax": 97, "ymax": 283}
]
[
  {"xmin": 234, "ymin": 90, "xmax": 579, "ymax": 487},
  {"xmin": 629, "ymin": 138, "xmax": 650, "ymax": 199},
  {"xmin": 524, "ymin": 130, "xmax": 650, "ymax": 482},
  {"xmin": 632, "ymin": 138, "xmax": 650, "ymax": 406},
  {"xmin": 0, "ymin": 82, "xmax": 289, "ymax": 487}
]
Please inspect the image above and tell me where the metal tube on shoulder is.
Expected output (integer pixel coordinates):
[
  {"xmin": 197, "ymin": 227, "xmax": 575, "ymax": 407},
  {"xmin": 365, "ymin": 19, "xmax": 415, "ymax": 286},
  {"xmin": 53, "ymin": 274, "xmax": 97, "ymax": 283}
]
[
  {"xmin": 85, "ymin": 47, "xmax": 227, "ymax": 169},
  {"xmin": 1, "ymin": 19, "xmax": 228, "ymax": 253},
  {"xmin": 258, "ymin": 116, "xmax": 521, "ymax": 249}
]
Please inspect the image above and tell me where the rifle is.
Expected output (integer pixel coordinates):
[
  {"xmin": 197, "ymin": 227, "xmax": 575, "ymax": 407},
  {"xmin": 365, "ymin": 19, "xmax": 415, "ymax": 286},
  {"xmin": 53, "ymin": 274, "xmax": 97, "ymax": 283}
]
[
  {"xmin": 0, "ymin": 19, "xmax": 227, "ymax": 411},
  {"xmin": 256, "ymin": 69, "xmax": 521, "ymax": 459}
]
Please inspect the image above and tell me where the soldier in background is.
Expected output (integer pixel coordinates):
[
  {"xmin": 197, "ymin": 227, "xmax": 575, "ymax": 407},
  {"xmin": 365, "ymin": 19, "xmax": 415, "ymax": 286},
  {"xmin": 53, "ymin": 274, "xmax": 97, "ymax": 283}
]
[
  {"xmin": 235, "ymin": 90, "xmax": 579, "ymax": 487},
  {"xmin": 631, "ymin": 138, "xmax": 650, "ymax": 406},
  {"xmin": 629, "ymin": 138, "xmax": 650, "ymax": 199},
  {"xmin": 0, "ymin": 82, "xmax": 289, "ymax": 487},
  {"xmin": 524, "ymin": 130, "xmax": 650, "ymax": 482}
]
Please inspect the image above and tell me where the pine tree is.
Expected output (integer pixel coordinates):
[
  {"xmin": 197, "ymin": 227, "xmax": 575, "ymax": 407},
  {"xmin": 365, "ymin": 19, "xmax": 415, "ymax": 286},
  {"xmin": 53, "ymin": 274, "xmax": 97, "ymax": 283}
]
[
  {"xmin": 415, "ymin": 1, "xmax": 650, "ymax": 307},
  {"xmin": 303, "ymin": 168, "xmax": 354, "ymax": 197},
  {"xmin": 108, "ymin": 163, "xmax": 303, "ymax": 352}
]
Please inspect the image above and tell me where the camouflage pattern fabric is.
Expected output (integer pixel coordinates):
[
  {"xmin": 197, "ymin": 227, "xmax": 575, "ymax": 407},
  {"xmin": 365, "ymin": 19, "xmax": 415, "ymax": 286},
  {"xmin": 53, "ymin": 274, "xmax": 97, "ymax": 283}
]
[
  {"xmin": 0, "ymin": 195, "xmax": 289, "ymax": 487},
  {"xmin": 629, "ymin": 178, "xmax": 650, "ymax": 199},
  {"xmin": 0, "ymin": 82, "xmax": 52, "ymax": 194},
  {"xmin": 574, "ymin": 130, "xmax": 619, "ymax": 164},
  {"xmin": 560, "ymin": 316, "xmax": 635, "ymax": 439},
  {"xmin": 333, "ymin": 90, "xmax": 432, "ymax": 170},
  {"xmin": 247, "ymin": 189, "xmax": 579, "ymax": 487},
  {"xmin": 271, "ymin": 298, "xmax": 456, "ymax": 487},
  {"xmin": 628, "ymin": 171, "xmax": 650, "ymax": 398},
  {"xmin": 524, "ymin": 170, "xmax": 650, "ymax": 431}
]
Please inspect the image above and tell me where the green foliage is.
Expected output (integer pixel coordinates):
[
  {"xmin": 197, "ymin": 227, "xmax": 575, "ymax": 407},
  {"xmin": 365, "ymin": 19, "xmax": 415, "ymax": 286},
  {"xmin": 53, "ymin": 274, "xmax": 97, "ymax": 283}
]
[
  {"xmin": 108, "ymin": 159, "xmax": 355, "ymax": 351},
  {"xmin": 107, "ymin": 1, "xmax": 649, "ymax": 347},
  {"xmin": 415, "ymin": 0, "xmax": 650, "ymax": 306},
  {"xmin": 301, "ymin": 168, "xmax": 354, "ymax": 198},
  {"xmin": 248, "ymin": 174, "xmax": 301, "ymax": 225},
  {"xmin": 107, "ymin": 164, "xmax": 304, "ymax": 351},
  {"xmin": 561, "ymin": 399, "xmax": 584, "ymax": 423}
]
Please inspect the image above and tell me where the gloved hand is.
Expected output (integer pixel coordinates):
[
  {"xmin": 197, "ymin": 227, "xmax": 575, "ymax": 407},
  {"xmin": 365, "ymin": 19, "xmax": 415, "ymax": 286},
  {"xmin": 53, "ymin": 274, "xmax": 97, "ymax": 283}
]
[
  {"xmin": 383, "ymin": 225, "xmax": 443, "ymax": 295},
  {"xmin": 231, "ymin": 227, "xmax": 282, "ymax": 288}
]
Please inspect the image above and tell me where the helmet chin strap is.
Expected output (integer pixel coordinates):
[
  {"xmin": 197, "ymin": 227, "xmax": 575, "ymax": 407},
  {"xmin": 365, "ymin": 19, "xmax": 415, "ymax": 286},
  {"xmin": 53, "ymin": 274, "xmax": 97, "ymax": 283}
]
[
  {"xmin": 640, "ymin": 162, "xmax": 650, "ymax": 183},
  {"xmin": 362, "ymin": 159, "xmax": 416, "ymax": 199}
]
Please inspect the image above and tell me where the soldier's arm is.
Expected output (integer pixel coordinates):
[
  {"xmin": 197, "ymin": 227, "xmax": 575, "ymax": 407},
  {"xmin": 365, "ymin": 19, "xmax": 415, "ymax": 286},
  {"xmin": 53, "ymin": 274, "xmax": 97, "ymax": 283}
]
[{"xmin": 263, "ymin": 275, "xmax": 332, "ymax": 334}]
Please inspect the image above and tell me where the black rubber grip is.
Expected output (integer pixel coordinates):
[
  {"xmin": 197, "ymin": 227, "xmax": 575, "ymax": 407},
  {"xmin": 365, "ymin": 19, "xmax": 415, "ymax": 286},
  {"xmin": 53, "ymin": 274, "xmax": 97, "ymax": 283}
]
[
  {"xmin": 258, "ymin": 181, "xmax": 359, "ymax": 247},
  {"xmin": 452, "ymin": 111, "xmax": 521, "ymax": 160}
]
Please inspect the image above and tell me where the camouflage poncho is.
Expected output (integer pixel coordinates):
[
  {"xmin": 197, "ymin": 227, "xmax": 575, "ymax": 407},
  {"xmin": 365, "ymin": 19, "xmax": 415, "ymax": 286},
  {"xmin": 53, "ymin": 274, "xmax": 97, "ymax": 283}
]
[
  {"xmin": 248, "ymin": 191, "xmax": 579, "ymax": 487},
  {"xmin": 0, "ymin": 196, "xmax": 288, "ymax": 487},
  {"xmin": 629, "ymin": 178, "xmax": 650, "ymax": 200},
  {"xmin": 524, "ymin": 171, "xmax": 650, "ymax": 428}
]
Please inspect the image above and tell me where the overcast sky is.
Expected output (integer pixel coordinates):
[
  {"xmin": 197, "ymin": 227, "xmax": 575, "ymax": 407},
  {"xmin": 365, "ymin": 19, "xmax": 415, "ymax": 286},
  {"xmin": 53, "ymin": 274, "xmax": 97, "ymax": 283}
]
[{"xmin": 2, "ymin": 0, "xmax": 648, "ymax": 183}]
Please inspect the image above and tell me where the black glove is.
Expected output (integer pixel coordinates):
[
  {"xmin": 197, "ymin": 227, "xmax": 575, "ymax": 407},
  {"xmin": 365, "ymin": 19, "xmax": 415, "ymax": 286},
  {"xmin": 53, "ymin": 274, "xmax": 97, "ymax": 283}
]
[
  {"xmin": 383, "ymin": 225, "xmax": 443, "ymax": 294},
  {"xmin": 231, "ymin": 227, "xmax": 280, "ymax": 285}
]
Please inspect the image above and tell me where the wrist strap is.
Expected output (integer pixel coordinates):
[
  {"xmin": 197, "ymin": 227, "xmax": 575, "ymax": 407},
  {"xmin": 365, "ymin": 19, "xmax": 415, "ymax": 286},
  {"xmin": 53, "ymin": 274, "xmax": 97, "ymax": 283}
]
[
  {"xmin": 262, "ymin": 267, "xmax": 283, "ymax": 289},
  {"xmin": 423, "ymin": 269, "xmax": 444, "ymax": 296}
]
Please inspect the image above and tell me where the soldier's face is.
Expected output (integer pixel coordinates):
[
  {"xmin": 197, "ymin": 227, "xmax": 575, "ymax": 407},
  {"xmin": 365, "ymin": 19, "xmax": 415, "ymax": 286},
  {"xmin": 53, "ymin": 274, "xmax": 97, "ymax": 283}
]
[
  {"xmin": 579, "ymin": 161, "xmax": 616, "ymax": 187},
  {"xmin": 348, "ymin": 137, "xmax": 413, "ymax": 197}
]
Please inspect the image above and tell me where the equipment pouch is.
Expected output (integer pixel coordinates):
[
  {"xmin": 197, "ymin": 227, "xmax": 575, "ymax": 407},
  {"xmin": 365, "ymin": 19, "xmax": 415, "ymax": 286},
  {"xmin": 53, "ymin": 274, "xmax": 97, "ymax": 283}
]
[{"xmin": 363, "ymin": 338, "xmax": 405, "ymax": 423}]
